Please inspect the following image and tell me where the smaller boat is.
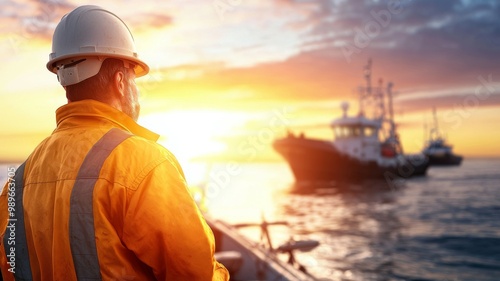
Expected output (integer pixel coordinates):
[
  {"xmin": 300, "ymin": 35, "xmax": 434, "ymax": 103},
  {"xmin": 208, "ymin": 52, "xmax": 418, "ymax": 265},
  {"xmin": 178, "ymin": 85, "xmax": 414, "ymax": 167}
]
[
  {"xmin": 208, "ymin": 217, "xmax": 320, "ymax": 280},
  {"xmin": 422, "ymin": 108, "xmax": 463, "ymax": 166}
]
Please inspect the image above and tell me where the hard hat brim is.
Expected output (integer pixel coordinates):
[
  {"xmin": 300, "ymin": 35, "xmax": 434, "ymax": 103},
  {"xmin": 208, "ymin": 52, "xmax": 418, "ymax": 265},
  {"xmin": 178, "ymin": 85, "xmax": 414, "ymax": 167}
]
[{"xmin": 47, "ymin": 53, "xmax": 150, "ymax": 78}]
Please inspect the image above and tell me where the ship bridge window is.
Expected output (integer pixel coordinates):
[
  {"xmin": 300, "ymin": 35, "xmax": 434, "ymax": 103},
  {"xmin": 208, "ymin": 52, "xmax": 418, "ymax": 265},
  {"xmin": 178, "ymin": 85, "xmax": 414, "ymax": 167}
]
[
  {"xmin": 334, "ymin": 126, "xmax": 346, "ymax": 138},
  {"xmin": 364, "ymin": 126, "xmax": 376, "ymax": 137},
  {"xmin": 335, "ymin": 125, "xmax": 377, "ymax": 138},
  {"xmin": 334, "ymin": 126, "xmax": 365, "ymax": 138}
]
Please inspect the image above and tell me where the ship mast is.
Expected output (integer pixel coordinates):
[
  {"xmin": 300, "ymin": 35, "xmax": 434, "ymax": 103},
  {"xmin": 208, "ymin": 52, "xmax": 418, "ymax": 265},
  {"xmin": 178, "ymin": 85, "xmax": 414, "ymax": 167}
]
[
  {"xmin": 387, "ymin": 82, "xmax": 395, "ymax": 135},
  {"xmin": 423, "ymin": 117, "xmax": 428, "ymax": 146},
  {"xmin": 387, "ymin": 82, "xmax": 396, "ymax": 139},
  {"xmin": 432, "ymin": 106, "xmax": 439, "ymax": 140},
  {"xmin": 360, "ymin": 59, "xmax": 373, "ymax": 116},
  {"xmin": 378, "ymin": 78, "xmax": 386, "ymax": 121},
  {"xmin": 428, "ymin": 106, "xmax": 444, "ymax": 142},
  {"xmin": 386, "ymin": 81, "xmax": 402, "ymax": 153}
]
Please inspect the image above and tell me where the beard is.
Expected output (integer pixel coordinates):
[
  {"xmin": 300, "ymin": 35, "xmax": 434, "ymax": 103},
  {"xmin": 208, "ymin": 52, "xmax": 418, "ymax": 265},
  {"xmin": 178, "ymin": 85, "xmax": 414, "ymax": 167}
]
[{"xmin": 121, "ymin": 77, "xmax": 140, "ymax": 121}]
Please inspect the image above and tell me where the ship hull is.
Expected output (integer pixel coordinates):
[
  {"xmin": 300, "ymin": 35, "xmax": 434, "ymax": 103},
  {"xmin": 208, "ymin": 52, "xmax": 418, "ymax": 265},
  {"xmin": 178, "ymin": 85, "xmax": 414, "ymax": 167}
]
[
  {"xmin": 426, "ymin": 153, "xmax": 463, "ymax": 166},
  {"xmin": 273, "ymin": 137, "xmax": 428, "ymax": 182}
]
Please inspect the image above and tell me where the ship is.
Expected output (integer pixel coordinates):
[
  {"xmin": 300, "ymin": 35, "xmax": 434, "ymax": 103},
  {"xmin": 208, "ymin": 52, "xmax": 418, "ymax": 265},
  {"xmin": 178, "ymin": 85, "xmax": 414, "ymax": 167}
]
[
  {"xmin": 422, "ymin": 108, "xmax": 463, "ymax": 166},
  {"xmin": 273, "ymin": 60, "xmax": 429, "ymax": 182}
]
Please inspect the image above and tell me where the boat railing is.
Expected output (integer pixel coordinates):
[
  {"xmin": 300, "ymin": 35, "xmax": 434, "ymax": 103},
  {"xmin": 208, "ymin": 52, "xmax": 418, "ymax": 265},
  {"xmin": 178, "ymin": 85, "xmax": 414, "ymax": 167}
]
[{"xmin": 233, "ymin": 218, "xmax": 320, "ymax": 275}]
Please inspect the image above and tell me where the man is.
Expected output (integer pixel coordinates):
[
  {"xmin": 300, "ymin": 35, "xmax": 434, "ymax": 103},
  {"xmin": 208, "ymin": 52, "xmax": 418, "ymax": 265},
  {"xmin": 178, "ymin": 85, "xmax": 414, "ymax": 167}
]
[{"xmin": 0, "ymin": 5, "xmax": 229, "ymax": 281}]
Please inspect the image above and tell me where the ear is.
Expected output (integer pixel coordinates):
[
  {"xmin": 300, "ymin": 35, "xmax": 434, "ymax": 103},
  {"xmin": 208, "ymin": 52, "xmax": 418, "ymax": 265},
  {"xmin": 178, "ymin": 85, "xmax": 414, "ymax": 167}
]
[{"xmin": 113, "ymin": 71, "xmax": 126, "ymax": 97}]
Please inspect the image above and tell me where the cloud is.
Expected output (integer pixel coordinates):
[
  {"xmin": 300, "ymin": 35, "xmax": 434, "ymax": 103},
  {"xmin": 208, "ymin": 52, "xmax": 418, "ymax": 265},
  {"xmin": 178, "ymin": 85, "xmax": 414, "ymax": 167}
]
[
  {"xmin": 141, "ymin": 49, "xmax": 362, "ymax": 111},
  {"xmin": 0, "ymin": 0, "xmax": 76, "ymax": 41},
  {"xmin": 1, "ymin": 1, "xmax": 174, "ymax": 43},
  {"xmin": 145, "ymin": 40, "xmax": 500, "ymax": 111},
  {"xmin": 134, "ymin": 1, "xmax": 500, "ymax": 115},
  {"xmin": 396, "ymin": 93, "xmax": 500, "ymax": 114},
  {"xmin": 125, "ymin": 12, "xmax": 174, "ymax": 33},
  {"xmin": 4, "ymin": 0, "xmax": 500, "ymax": 114},
  {"xmin": 272, "ymin": 0, "xmax": 500, "ymax": 61}
]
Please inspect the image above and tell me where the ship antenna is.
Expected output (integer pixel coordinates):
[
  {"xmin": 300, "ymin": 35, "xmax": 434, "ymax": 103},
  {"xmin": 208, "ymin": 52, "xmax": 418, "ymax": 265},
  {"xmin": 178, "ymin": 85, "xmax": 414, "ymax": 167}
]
[
  {"xmin": 364, "ymin": 58, "xmax": 372, "ymax": 94},
  {"xmin": 386, "ymin": 82, "xmax": 399, "ymax": 149},
  {"xmin": 387, "ymin": 82, "xmax": 403, "ymax": 153},
  {"xmin": 432, "ymin": 106, "xmax": 439, "ymax": 139},
  {"xmin": 387, "ymin": 82, "xmax": 395, "ymax": 129},
  {"xmin": 360, "ymin": 58, "xmax": 372, "ymax": 116},
  {"xmin": 423, "ymin": 116, "xmax": 428, "ymax": 147},
  {"xmin": 379, "ymin": 78, "xmax": 385, "ymax": 120}
]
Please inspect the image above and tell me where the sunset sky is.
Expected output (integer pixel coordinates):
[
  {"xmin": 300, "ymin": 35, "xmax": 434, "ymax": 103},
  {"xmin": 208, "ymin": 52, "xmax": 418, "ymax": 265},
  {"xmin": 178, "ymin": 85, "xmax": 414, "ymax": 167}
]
[{"xmin": 1, "ymin": 0, "xmax": 500, "ymax": 170}]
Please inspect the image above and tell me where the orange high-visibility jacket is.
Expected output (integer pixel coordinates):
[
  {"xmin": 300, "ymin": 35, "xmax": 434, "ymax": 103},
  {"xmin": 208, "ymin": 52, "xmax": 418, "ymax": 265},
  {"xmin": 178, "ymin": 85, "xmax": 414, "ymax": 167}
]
[{"xmin": 0, "ymin": 100, "xmax": 229, "ymax": 281}]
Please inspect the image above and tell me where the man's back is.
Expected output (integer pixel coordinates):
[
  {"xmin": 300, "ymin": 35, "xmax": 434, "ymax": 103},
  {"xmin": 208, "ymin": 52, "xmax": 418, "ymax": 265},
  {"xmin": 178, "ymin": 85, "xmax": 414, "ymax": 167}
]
[{"xmin": 0, "ymin": 100, "xmax": 228, "ymax": 280}]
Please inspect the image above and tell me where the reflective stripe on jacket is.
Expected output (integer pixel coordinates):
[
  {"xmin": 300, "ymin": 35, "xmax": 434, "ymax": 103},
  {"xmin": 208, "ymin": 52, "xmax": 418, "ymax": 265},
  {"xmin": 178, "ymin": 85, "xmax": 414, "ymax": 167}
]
[{"xmin": 0, "ymin": 100, "xmax": 229, "ymax": 281}]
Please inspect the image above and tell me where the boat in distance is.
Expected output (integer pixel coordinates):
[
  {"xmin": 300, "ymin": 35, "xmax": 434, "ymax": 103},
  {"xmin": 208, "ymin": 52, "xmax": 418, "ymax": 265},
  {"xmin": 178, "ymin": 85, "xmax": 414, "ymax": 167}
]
[
  {"xmin": 273, "ymin": 60, "xmax": 429, "ymax": 182},
  {"xmin": 422, "ymin": 107, "xmax": 463, "ymax": 166}
]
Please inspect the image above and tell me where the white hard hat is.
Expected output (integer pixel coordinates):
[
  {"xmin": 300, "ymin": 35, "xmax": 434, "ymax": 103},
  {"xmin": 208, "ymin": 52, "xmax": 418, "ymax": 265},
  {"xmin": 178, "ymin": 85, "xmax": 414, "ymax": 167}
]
[{"xmin": 47, "ymin": 5, "xmax": 150, "ymax": 86}]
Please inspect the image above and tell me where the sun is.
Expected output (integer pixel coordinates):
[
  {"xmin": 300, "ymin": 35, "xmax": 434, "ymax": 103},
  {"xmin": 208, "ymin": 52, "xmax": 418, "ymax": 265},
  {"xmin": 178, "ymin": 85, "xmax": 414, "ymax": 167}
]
[{"xmin": 139, "ymin": 109, "xmax": 247, "ymax": 164}]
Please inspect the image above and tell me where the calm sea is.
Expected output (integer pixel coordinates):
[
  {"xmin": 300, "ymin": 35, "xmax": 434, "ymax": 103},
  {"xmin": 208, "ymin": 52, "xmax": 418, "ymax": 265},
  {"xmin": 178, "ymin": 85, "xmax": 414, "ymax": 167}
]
[
  {"xmin": 203, "ymin": 158, "xmax": 500, "ymax": 281},
  {"xmin": 1, "ymin": 158, "xmax": 499, "ymax": 281}
]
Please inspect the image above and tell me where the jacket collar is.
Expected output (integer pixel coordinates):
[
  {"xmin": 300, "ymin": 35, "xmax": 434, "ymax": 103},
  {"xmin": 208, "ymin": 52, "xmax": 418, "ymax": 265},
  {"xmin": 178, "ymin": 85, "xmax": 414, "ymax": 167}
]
[{"xmin": 55, "ymin": 100, "xmax": 159, "ymax": 141}]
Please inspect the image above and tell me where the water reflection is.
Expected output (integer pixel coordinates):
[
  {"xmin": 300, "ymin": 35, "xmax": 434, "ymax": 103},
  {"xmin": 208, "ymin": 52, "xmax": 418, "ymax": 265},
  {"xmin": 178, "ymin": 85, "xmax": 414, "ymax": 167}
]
[
  {"xmin": 288, "ymin": 179, "xmax": 405, "ymax": 194},
  {"xmin": 275, "ymin": 180, "xmax": 405, "ymax": 280},
  {"xmin": 205, "ymin": 163, "xmax": 407, "ymax": 280}
]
